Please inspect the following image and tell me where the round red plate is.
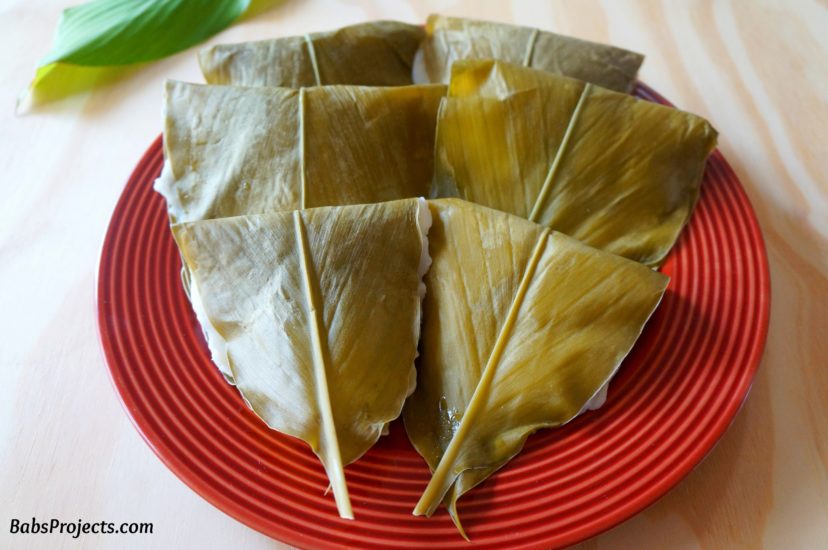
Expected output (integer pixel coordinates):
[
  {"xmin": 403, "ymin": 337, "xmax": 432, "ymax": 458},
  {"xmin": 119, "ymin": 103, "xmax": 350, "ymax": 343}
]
[{"xmin": 97, "ymin": 83, "xmax": 770, "ymax": 549}]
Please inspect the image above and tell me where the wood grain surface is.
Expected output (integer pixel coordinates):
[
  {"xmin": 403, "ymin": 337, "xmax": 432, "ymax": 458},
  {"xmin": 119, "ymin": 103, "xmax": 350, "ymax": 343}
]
[{"xmin": 1, "ymin": 1, "xmax": 825, "ymax": 548}]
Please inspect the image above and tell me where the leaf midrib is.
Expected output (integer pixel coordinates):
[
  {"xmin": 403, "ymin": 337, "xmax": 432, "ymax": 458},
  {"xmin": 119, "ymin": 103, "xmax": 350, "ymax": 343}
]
[
  {"xmin": 292, "ymin": 211, "xmax": 352, "ymax": 519},
  {"xmin": 413, "ymin": 226, "xmax": 551, "ymax": 516},
  {"xmin": 528, "ymin": 82, "xmax": 592, "ymax": 223}
]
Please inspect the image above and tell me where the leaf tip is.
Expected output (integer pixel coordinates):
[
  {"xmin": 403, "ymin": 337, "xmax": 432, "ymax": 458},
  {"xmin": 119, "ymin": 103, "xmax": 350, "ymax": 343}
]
[{"xmin": 14, "ymin": 88, "xmax": 33, "ymax": 116}]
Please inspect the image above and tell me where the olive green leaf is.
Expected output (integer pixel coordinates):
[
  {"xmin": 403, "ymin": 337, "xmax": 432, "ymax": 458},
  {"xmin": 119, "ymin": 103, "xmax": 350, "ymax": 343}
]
[
  {"xmin": 156, "ymin": 80, "xmax": 445, "ymax": 223},
  {"xmin": 200, "ymin": 20, "xmax": 424, "ymax": 87},
  {"xmin": 174, "ymin": 198, "xmax": 431, "ymax": 519},
  {"xmin": 418, "ymin": 14, "xmax": 644, "ymax": 93},
  {"xmin": 433, "ymin": 59, "xmax": 718, "ymax": 267}
]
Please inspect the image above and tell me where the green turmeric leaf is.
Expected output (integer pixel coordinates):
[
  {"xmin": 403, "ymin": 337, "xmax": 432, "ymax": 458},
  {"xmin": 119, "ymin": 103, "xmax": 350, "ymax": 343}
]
[{"xmin": 19, "ymin": 0, "xmax": 250, "ymax": 112}]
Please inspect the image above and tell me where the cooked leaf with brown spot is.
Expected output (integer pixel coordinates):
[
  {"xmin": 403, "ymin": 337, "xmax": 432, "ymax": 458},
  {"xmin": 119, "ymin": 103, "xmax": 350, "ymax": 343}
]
[
  {"xmin": 200, "ymin": 20, "xmax": 423, "ymax": 87},
  {"xmin": 155, "ymin": 80, "xmax": 445, "ymax": 224},
  {"xmin": 432, "ymin": 59, "xmax": 717, "ymax": 267},
  {"xmin": 404, "ymin": 198, "xmax": 668, "ymax": 536},
  {"xmin": 417, "ymin": 14, "xmax": 643, "ymax": 93},
  {"xmin": 173, "ymin": 198, "xmax": 431, "ymax": 519}
]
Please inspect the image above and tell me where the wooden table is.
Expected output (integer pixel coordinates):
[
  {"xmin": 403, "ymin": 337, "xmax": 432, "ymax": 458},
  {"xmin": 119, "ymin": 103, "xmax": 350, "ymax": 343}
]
[{"xmin": 2, "ymin": 1, "xmax": 825, "ymax": 548}]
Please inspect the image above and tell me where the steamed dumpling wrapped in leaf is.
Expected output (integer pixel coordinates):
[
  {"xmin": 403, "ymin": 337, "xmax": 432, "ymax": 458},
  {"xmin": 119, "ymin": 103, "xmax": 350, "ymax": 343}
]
[
  {"xmin": 200, "ymin": 21, "xmax": 423, "ymax": 87},
  {"xmin": 404, "ymin": 199, "xmax": 668, "ymax": 536},
  {"xmin": 174, "ymin": 198, "xmax": 431, "ymax": 519},
  {"xmin": 433, "ymin": 59, "xmax": 718, "ymax": 267},
  {"xmin": 417, "ymin": 14, "xmax": 644, "ymax": 93},
  {"xmin": 156, "ymin": 80, "xmax": 445, "ymax": 223}
]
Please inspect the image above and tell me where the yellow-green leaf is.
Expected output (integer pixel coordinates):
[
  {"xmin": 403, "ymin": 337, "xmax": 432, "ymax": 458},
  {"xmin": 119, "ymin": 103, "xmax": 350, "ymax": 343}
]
[
  {"xmin": 16, "ymin": 63, "xmax": 136, "ymax": 113},
  {"xmin": 404, "ymin": 199, "xmax": 668, "ymax": 536},
  {"xmin": 433, "ymin": 59, "xmax": 718, "ymax": 267}
]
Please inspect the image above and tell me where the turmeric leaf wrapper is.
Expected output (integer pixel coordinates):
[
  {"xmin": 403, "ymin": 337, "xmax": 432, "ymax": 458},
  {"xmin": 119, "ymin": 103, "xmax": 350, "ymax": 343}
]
[
  {"xmin": 418, "ymin": 14, "xmax": 643, "ymax": 93},
  {"xmin": 433, "ymin": 59, "xmax": 717, "ymax": 267},
  {"xmin": 174, "ymin": 198, "xmax": 431, "ymax": 519},
  {"xmin": 404, "ymin": 199, "xmax": 668, "ymax": 536},
  {"xmin": 156, "ymin": 80, "xmax": 445, "ymax": 224},
  {"xmin": 200, "ymin": 20, "xmax": 423, "ymax": 87}
]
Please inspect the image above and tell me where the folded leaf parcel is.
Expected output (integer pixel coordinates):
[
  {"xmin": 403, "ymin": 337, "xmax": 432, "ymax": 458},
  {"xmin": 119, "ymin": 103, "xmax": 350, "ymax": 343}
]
[{"xmin": 154, "ymin": 15, "xmax": 717, "ymax": 537}]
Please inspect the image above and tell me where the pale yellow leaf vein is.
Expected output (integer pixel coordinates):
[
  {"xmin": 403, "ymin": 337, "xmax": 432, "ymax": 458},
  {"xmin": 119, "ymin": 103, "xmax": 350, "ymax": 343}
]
[
  {"xmin": 298, "ymin": 88, "xmax": 307, "ymax": 209},
  {"xmin": 523, "ymin": 28, "xmax": 539, "ymax": 66},
  {"xmin": 293, "ymin": 211, "xmax": 352, "ymax": 519},
  {"xmin": 528, "ymin": 83, "xmax": 591, "ymax": 223},
  {"xmin": 303, "ymin": 34, "xmax": 322, "ymax": 86},
  {"xmin": 413, "ymin": 227, "xmax": 551, "ymax": 516}
]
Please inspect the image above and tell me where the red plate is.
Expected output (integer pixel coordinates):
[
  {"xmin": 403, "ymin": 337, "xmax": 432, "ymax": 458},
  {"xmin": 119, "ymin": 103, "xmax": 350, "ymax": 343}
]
[{"xmin": 97, "ymin": 83, "xmax": 769, "ymax": 549}]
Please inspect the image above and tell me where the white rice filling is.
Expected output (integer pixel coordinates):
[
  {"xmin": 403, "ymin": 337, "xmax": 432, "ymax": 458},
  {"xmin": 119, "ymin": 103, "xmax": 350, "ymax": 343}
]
[
  {"xmin": 582, "ymin": 383, "xmax": 609, "ymax": 411},
  {"xmin": 154, "ymin": 161, "xmax": 185, "ymax": 224},
  {"xmin": 411, "ymin": 48, "xmax": 429, "ymax": 85},
  {"xmin": 415, "ymin": 197, "xmax": 433, "ymax": 300},
  {"xmin": 188, "ymin": 275, "xmax": 235, "ymax": 384},
  {"xmin": 577, "ymin": 287, "xmax": 668, "ymax": 415}
]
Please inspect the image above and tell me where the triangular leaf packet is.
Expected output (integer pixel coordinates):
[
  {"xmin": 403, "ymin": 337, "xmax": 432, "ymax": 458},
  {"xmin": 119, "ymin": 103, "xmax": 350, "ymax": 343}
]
[
  {"xmin": 173, "ymin": 198, "xmax": 432, "ymax": 519},
  {"xmin": 156, "ymin": 80, "xmax": 445, "ymax": 224},
  {"xmin": 433, "ymin": 59, "xmax": 718, "ymax": 267},
  {"xmin": 200, "ymin": 20, "xmax": 424, "ymax": 87},
  {"xmin": 404, "ymin": 199, "xmax": 668, "ymax": 536},
  {"xmin": 417, "ymin": 14, "xmax": 643, "ymax": 93}
]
